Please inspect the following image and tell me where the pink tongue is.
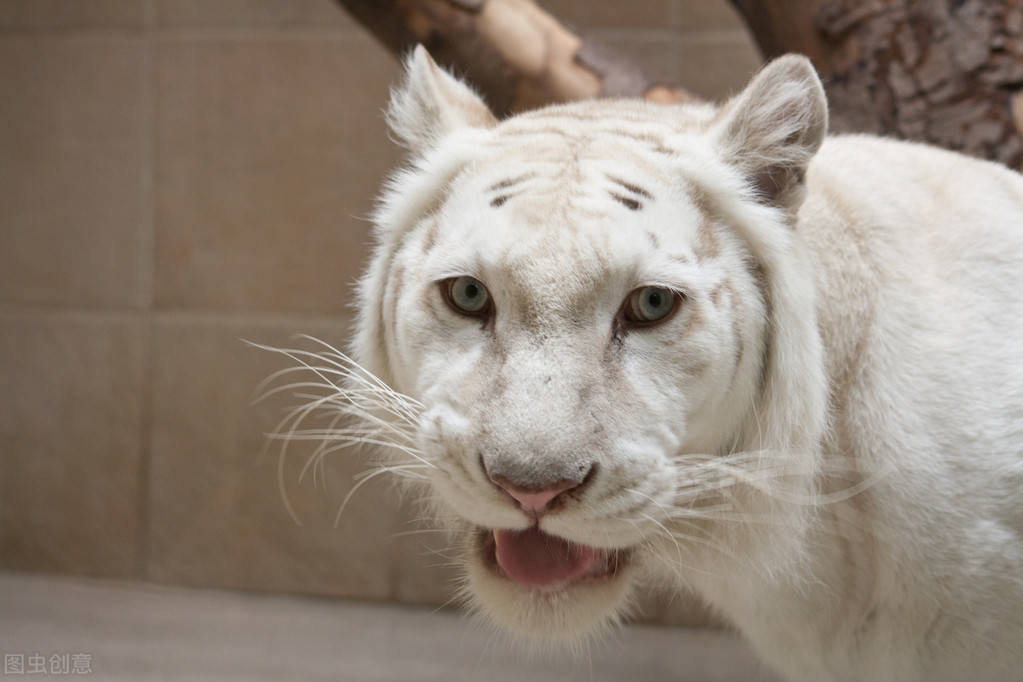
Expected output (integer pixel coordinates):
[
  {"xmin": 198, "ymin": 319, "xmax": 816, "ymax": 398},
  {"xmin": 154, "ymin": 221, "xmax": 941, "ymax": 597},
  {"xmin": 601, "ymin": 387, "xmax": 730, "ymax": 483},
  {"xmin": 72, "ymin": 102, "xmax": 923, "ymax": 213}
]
[{"xmin": 494, "ymin": 527, "xmax": 597, "ymax": 587}]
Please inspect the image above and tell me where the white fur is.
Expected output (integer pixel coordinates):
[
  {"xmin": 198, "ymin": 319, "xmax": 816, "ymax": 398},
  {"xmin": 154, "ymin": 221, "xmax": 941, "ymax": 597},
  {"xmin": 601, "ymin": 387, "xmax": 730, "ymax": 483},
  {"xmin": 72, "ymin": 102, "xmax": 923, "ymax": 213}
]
[{"xmin": 347, "ymin": 49, "xmax": 1023, "ymax": 681}]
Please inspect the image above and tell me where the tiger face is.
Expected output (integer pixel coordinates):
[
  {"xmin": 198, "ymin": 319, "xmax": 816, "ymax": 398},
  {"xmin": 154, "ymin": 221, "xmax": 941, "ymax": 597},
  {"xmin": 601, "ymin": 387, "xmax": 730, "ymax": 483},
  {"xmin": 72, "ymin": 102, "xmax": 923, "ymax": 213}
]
[{"xmin": 352, "ymin": 47, "xmax": 829, "ymax": 642}]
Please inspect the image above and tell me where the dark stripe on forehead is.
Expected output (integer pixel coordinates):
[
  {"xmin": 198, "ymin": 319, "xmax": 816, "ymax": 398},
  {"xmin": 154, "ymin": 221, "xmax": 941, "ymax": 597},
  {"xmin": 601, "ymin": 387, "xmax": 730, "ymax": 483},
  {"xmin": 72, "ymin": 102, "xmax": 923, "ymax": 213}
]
[
  {"xmin": 610, "ymin": 192, "xmax": 641, "ymax": 211},
  {"xmin": 487, "ymin": 173, "xmax": 535, "ymax": 192},
  {"xmin": 606, "ymin": 174, "xmax": 653, "ymax": 199}
]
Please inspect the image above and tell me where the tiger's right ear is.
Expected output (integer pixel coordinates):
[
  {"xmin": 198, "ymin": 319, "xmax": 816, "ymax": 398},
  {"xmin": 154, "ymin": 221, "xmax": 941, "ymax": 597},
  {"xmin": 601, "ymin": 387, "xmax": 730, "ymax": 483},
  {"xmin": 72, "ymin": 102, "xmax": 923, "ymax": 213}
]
[
  {"xmin": 386, "ymin": 45, "xmax": 497, "ymax": 154},
  {"xmin": 711, "ymin": 54, "xmax": 827, "ymax": 211}
]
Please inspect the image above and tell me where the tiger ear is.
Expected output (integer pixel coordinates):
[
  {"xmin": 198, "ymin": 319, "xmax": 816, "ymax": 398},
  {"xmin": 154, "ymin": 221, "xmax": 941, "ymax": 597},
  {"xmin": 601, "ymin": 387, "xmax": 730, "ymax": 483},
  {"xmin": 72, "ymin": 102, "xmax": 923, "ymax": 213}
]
[
  {"xmin": 386, "ymin": 45, "xmax": 497, "ymax": 154},
  {"xmin": 712, "ymin": 54, "xmax": 827, "ymax": 210}
]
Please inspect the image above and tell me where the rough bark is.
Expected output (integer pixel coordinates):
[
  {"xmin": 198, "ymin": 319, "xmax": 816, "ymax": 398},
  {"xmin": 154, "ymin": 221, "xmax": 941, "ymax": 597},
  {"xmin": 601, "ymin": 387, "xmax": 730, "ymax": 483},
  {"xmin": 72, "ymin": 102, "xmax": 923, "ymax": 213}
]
[
  {"xmin": 334, "ymin": 0, "xmax": 700, "ymax": 117},
  {"xmin": 732, "ymin": 0, "xmax": 1023, "ymax": 168},
  {"xmin": 339, "ymin": 0, "xmax": 1023, "ymax": 168}
]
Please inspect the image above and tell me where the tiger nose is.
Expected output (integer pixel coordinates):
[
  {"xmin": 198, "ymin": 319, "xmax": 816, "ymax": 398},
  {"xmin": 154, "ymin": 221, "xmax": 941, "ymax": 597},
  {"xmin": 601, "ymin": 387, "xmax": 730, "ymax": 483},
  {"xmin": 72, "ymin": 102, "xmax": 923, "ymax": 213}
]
[{"xmin": 488, "ymin": 471, "xmax": 591, "ymax": 516}]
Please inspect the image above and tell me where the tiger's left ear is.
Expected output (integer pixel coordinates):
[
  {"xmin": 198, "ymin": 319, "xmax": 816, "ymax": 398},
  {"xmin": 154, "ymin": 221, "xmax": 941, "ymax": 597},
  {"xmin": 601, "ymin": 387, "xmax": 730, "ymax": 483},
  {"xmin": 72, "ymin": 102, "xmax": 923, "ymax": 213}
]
[
  {"xmin": 712, "ymin": 54, "xmax": 828, "ymax": 210},
  {"xmin": 386, "ymin": 45, "xmax": 497, "ymax": 155}
]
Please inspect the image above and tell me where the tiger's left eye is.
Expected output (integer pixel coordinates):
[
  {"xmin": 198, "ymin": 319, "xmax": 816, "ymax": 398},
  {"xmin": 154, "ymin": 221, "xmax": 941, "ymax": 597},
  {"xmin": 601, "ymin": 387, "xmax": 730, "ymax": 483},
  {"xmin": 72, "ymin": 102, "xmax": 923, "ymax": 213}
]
[
  {"xmin": 622, "ymin": 286, "xmax": 680, "ymax": 326},
  {"xmin": 443, "ymin": 276, "xmax": 492, "ymax": 317}
]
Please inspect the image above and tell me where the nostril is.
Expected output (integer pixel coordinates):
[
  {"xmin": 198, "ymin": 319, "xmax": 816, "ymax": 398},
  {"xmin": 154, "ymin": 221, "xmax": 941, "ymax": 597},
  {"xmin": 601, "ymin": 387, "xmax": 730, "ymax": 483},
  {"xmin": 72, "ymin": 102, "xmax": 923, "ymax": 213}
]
[{"xmin": 487, "ymin": 465, "xmax": 594, "ymax": 516}]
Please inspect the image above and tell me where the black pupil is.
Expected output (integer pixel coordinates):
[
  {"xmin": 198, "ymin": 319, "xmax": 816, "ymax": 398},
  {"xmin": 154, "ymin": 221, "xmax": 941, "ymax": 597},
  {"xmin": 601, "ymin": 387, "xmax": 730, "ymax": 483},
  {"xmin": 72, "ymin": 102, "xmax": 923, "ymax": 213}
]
[
  {"xmin": 464, "ymin": 283, "xmax": 479, "ymax": 299},
  {"xmin": 647, "ymin": 291, "xmax": 663, "ymax": 308}
]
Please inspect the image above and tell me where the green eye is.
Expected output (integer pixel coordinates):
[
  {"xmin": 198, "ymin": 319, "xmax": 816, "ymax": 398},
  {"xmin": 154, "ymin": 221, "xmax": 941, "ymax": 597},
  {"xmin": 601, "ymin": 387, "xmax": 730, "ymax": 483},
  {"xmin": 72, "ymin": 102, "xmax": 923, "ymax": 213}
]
[
  {"xmin": 623, "ymin": 286, "xmax": 679, "ymax": 325},
  {"xmin": 445, "ymin": 276, "xmax": 491, "ymax": 316}
]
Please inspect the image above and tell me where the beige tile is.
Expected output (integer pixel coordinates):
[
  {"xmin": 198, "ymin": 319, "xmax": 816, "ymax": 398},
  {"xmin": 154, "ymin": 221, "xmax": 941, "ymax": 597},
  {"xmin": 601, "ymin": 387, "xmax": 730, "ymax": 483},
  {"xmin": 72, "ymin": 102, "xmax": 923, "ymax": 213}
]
[
  {"xmin": 155, "ymin": 35, "xmax": 400, "ymax": 313},
  {"xmin": 147, "ymin": 314, "xmax": 457, "ymax": 602},
  {"xmin": 538, "ymin": 0, "xmax": 670, "ymax": 29},
  {"xmin": 0, "ymin": 0, "xmax": 141, "ymax": 30},
  {"xmin": 675, "ymin": 32, "xmax": 762, "ymax": 101},
  {"xmin": 0, "ymin": 311, "xmax": 146, "ymax": 578},
  {"xmin": 155, "ymin": 0, "xmax": 353, "ymax": 29},
  {"xmin": 669, "ymin": 0, "xmax": 748, "ymax": 33},
  {"xmin": 0, "ymin": 38, "xmax": 147, "ymax": 308}
]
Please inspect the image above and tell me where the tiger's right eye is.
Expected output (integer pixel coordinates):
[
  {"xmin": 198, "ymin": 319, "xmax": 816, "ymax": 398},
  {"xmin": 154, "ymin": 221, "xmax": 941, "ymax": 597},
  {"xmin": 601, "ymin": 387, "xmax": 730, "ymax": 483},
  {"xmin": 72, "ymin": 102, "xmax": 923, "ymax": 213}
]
[{"xmin": 443, "ymin": 276, "xmax": 492, "ymax": 317}]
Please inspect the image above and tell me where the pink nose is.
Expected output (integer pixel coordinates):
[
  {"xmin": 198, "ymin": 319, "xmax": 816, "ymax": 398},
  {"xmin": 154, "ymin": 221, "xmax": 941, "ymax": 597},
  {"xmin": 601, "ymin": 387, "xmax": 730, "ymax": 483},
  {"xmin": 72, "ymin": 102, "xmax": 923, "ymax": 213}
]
[{"xmin": 489, "ymin": 476, "xmax": 582, "ymax": 515}]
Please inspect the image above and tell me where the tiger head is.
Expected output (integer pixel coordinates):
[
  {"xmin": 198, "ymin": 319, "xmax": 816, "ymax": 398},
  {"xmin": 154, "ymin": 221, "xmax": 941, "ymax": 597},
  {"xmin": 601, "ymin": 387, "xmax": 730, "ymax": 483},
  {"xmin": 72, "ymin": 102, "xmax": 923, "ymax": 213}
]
[{"xmin": 352, "ymin": 46, "xmax": 829, "ymax": 643}]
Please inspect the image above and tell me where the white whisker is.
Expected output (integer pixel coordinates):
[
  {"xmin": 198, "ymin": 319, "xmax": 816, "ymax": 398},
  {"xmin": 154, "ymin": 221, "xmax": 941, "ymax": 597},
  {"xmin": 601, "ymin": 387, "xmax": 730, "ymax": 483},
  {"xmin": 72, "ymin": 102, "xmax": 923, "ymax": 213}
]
[
  {"xmin": 352, "ymin": 463, "xmax": 431, "ymax": 482},
  {"xmin": 334, "ymin": 467, "xmax": 394, "ymax": 526},
  {"xmin": 249, "ymin": 335, "xmax": 431, "ymax": 526}
]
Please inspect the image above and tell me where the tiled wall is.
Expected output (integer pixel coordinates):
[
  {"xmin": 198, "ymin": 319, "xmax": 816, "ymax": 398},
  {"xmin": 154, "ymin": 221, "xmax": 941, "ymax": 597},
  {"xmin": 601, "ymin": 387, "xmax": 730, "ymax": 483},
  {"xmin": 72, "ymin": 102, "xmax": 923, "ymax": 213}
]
[{"xmin": 0, "ymin": 0, "xmax": 760, "ymax": 626}]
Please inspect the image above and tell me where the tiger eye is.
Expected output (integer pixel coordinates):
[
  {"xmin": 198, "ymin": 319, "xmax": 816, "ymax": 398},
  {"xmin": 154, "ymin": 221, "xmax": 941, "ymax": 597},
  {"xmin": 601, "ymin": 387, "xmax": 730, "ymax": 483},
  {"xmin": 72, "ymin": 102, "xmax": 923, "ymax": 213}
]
[
  {"xmin": 445, "ymin": 276, "xmax": 492, "ymax": 316},
  {"xmin": 621, "ymin": 286, "xmax": 680, "ymax": 326}
]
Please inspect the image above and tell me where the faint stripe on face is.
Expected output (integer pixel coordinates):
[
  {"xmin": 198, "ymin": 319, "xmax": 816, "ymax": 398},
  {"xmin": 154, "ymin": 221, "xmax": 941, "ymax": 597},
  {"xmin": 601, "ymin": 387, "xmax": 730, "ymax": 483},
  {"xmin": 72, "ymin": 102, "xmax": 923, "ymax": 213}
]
[
  {"xmin": 695, "ymin": 217, "xmax": 722, "ymax": 261},
  {"xmin": 421, "ymin": 219, "xmax": 439, "ymax": 255}
]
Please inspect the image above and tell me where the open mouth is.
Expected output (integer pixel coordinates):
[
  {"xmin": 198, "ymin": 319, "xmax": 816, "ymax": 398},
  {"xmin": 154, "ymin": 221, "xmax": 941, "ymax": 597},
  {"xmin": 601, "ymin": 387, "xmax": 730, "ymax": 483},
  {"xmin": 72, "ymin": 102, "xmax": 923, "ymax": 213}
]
[{"xmin": 478, "ymin": 526, "xmax": 629, "ymax": 590}]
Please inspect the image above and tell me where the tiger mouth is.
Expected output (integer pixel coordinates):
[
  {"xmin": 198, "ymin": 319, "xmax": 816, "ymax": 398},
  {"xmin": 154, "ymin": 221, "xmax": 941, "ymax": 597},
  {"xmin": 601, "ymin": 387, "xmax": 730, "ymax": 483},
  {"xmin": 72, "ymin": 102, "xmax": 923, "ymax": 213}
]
[{"xmin": 477, "ymin": 526, "xmax": 630, "ymax": 590}]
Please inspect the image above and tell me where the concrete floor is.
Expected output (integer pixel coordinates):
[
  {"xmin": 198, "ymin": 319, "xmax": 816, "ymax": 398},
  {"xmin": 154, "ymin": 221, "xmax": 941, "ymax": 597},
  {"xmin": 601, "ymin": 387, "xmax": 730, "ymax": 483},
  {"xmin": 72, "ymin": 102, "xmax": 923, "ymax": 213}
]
[{"xmin": 0, "ymin": 570, "xmax": 779, "ymax": 681}]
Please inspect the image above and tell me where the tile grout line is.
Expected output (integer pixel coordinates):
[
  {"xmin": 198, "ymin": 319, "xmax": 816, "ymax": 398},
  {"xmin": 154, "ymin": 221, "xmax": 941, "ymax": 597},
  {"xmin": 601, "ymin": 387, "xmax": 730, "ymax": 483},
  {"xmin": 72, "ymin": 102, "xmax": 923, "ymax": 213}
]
[
  {"xmin": 134, "ymin": 309, "xmax": 156, "ymax": 582},
  {"xmin": 133, "ymin": 0, "xmax": 158, "ymax": 583},
  {"xmin": 0, "ymin": 304, "xmax": 352, "ymax": 326},
  {"xmin": 666, "ymin": 0, "xmax": 682, "ymax": 30},
  {"xmin": 139, "ymin": 0, "xmax": 156, "ymax": 312},
  {"xmin": 0, "ymin": 23, "xmax": 359, "ymax": 39}
]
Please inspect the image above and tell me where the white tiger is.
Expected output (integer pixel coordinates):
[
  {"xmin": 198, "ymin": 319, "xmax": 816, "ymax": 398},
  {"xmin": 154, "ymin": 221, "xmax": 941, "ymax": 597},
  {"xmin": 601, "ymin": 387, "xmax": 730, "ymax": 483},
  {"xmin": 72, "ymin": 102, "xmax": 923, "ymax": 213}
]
[{"xmin": 343, "ymin": 47, "xmax": 1023, "ymax": 681}]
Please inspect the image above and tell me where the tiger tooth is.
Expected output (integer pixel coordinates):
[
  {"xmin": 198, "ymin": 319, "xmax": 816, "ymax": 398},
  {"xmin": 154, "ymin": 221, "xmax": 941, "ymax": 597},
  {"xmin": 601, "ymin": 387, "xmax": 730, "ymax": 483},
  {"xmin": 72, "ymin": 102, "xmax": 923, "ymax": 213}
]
[{"xmin": 493, "ymin": 530, "xmax": 500, "ymax": 549}]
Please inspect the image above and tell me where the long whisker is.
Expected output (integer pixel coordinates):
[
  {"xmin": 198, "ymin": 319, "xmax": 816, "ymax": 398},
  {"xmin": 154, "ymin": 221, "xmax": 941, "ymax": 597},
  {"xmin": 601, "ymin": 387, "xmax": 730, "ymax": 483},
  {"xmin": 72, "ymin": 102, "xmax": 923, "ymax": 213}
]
[
  {"xmin": 249, "ymin": 341, "xmax": 420, "ymax": 423},
  {"xmin": 300, "ymin": 409, "xmax": 346, "ymax": 490},
  {"xmin": 352, "ymin": 463, "xmax": 431, "ymax": 481},
  {"xmin": 334, "ymin": 466, "xmax": 395, "ymax": 527},
  {"xmin": 250, "ymin": 335, "xmax": 432, "ymax": 526},
  {"xmin": 669, "ymin": 447, "xmax": 891, "ymax": 508}
]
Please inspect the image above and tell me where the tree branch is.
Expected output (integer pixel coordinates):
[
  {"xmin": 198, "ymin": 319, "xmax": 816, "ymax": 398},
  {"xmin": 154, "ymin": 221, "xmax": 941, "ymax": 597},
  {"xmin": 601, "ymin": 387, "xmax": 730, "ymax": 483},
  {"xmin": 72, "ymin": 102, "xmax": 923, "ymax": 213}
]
[
  {"xmin": 335, "ymin": 0, "xmax": 701, "ymax": 117},
  {"xmin": 341, "ymin": 0, "xmax": 1023, "ymax": 168},
  {"xmin": 730, "ymin": 0, "xmax": 1023, "ymax": 168}
]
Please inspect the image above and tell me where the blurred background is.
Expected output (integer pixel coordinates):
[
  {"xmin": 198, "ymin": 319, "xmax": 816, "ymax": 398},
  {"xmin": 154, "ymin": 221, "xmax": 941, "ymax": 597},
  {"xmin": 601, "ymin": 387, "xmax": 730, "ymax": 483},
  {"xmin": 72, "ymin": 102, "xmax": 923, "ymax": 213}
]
[{"xmin": 0, "ymin": 0, "xmax": 771, "ymax": 676}]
